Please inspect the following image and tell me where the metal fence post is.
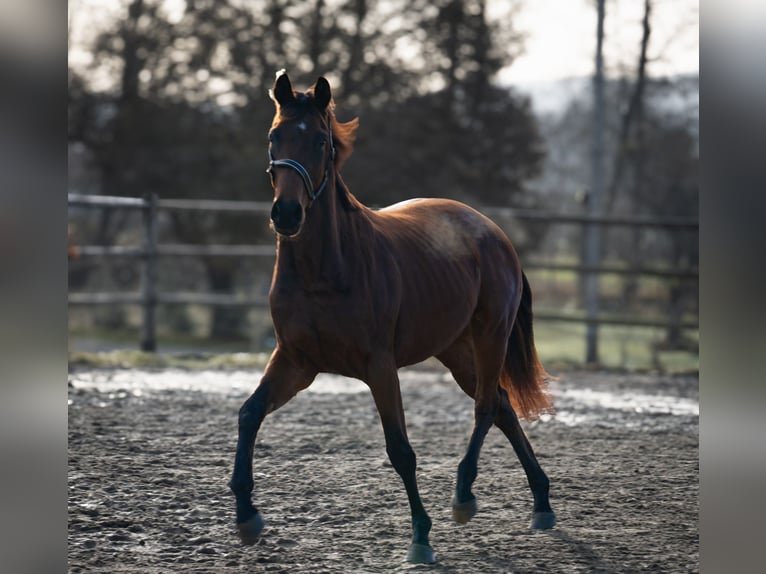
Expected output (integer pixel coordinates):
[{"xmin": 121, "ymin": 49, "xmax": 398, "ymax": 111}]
[{"xmin": 140, "ymin": 193, "xmax": 158, "ymax": 352}]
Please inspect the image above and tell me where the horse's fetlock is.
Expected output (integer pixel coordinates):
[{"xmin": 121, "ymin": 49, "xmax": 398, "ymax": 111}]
[
  {"xmin": 229, "ymin": 477, "xmax": 253, "ymax": 495},
  {"xmin": 418, "ymin": 514, "xmax": 432, "ymax": 533},
  {"xmin": 532, "ymin": 472, "xmax": 550, "ymax": 494}
]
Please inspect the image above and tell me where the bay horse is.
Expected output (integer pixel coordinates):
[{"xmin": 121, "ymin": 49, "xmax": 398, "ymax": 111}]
[{"xmin": 230, "ymin": 71, "xmax": 556, "ymax": 564}]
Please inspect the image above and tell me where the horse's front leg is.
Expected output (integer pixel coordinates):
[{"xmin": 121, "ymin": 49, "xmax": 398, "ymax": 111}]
[
  {"xmin": 366, "ymin": 356, "xmax": 435, "ymax": 564},
  {"xmin": 229, "ymin": 348, "xmax": 316, "ymax": 545}
]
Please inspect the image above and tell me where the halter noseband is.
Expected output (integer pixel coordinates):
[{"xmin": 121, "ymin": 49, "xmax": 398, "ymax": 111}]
[{"xmin": 267, "ymin": 118, "xmax": 336, "ymax": 202}]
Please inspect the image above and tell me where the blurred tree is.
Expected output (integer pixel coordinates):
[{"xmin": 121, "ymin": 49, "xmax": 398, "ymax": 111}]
[
  {"xmin": 70, "ymin": 0, "xmax": 276, "ymax": 339},
  {"xmin": 527, "ymin": 0, "xmax": 697, "ymax": 349},
  {"xmin": 539, "ymin": 78, "xmax": 698, "ymax": 309},
  {"xmin": 603, "ymin": 0, "xmax": 698, "ymax": 348},
  {"xmin": 629, "ymin": 98, "xmax": 698, "ymax": 349},
  {"xmin": 419, "ymin": 0, "xmax": 507, "ymax": 113}
]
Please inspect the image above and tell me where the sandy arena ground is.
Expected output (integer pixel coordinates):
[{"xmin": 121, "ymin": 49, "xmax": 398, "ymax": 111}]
[{"xmin": 68, "ymin": 367, "xmax": 698, "ymax": 573}]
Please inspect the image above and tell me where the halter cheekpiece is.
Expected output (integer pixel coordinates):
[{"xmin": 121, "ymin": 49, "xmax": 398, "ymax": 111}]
[{"xmin": 267, "ymin": 116, "xmax": 336, "ymax": 202}]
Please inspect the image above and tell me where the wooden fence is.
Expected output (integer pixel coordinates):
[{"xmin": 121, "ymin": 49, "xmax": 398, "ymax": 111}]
[{"xmin": 68, "ymin": 193, "xmax": 698, "ymax": 356}]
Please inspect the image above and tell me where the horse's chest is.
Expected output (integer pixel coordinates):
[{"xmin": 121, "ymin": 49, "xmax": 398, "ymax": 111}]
[{"xmin": 270, "ymin": 293, "xmax": 373, "ymax": 373}]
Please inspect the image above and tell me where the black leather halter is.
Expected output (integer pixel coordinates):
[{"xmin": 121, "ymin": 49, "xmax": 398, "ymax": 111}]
[{"xmin": 267, "ymin": 118, "xmax": 336, "ymax": 202}]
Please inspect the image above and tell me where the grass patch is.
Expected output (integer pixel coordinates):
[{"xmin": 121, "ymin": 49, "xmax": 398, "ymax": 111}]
[
  {"xmin": 534, "ymin": 321, "xmax": 698, "ymax": 374},
  {"xmin": 69, "ymin": 320, "xmax": 698, "ymax": 374},
  {"xmin": 69, "ymin": 349, "xmax": 271, "ymax": 371}
]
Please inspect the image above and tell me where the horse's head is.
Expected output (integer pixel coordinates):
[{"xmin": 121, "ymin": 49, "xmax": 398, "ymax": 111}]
[{"xmin": 266, "ymin": 71, "xmax": 339, "ymax": 237}]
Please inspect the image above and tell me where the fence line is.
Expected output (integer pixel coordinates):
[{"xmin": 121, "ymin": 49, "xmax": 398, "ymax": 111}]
[
  {"xmin": 68, "ymin": 193, "xmax": 699, "ymax": 355},
  {"xmin": 75, "ymin": 244, "xmax": 697, "ymax": 280},
  {"xmin": 76, "ymin": 244, "xmax": 277, "ymax": 258},
  {"xmin": 69, "ymin": 194, "xmax": 700, "ymax": 229},
  {"xmin": 481, "ymin": 207, "xmax": 699, "ymax": 229},
  {"xmin": 69, "ymin": 194, "xmax": 149, "ymax": 209}
]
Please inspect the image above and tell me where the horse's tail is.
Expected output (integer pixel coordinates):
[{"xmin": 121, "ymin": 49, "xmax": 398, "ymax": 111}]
[{"xmin": 499, "ymin": 271, "xmax": 555, "ymax": 421}]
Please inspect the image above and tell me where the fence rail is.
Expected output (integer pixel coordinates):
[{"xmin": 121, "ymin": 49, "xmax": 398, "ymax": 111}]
[
  {"xmin": 76, "ymin": 244, "xmax": 277, "ymax": 258},
  {"xmin": 69, "ymin": 194, "xmax": 150, "ymax": 209},
  {"xmin": 69, "ymin": 194, "xmax": 700, "ymax": 228},
  {"xmin": 69, "ymin": 193, "xmax": 699, "ymax": 355},
  {"xmin": 75, "ymin": 243, "xmax": 697, "ymax": 279},
  {"xmin": 480, "ymin": 206, "xmax": 699, "ymax": 229}
]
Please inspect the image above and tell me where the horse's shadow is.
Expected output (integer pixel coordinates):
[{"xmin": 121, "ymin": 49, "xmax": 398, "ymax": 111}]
[
  {"xmin": 541, "ymin": 528, "xmax": 617, "ymax": 573},
  {"xmin": 410, "ymin": 528, "xmax": 616, "ymax": 574}
]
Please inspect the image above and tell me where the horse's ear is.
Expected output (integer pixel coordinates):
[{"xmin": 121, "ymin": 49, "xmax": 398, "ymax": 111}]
[
  {"xmin": 313, "ymin": 76, "xmax": 332, "ymax": 110},
  {"xmin": 270, "ymin": 69, "xmax": 295, "ymax": 107}
]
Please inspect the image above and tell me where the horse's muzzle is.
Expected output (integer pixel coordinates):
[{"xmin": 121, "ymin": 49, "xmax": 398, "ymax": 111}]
[{"xmin": 271, "ymin": 199, "xmax": 303, "ymax": 236}]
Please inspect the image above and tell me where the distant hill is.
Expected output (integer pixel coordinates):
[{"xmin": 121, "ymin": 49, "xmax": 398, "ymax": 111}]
[
  {"xmin": 510, "ymin": 74, "xmax": 699, "ymax": 119},
  {"xmin": 513, "ymin": 76, "xmax": 591, "ymax": 116}
]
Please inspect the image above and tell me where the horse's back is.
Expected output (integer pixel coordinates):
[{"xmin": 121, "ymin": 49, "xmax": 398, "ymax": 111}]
[
  {"xmin": 371, "ymin": 198, "xmax": 522, "ymax": 365},
  {"xmin": 376, "ymin": 198, "xmax": 519, "ymax": 280},
  {"xmin": 378, "ymin": 197, "xmax": 510, "ymax": 252}
]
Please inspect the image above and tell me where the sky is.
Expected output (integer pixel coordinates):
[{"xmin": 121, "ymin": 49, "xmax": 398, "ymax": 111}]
[{"xmin": 499, "ymin": 0, "xmax": 699, "ymax": 87}]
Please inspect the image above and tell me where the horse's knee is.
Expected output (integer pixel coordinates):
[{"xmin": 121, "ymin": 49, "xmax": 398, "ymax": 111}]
[
  {"xmin": 239, "ymin": 373, "xmax": 295, "ymax": 412},
  {"xmin": 238, "ymin": 390, "xmax": 269, "ymax": 427}
]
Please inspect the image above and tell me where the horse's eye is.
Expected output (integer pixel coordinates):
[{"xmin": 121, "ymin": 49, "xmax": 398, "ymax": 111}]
[{"xmin": 316, "ymin": 137, "xmax": 327, "ymax": 149}]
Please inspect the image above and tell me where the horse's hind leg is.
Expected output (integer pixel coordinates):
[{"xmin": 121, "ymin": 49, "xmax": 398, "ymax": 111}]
[
  {"xmin": 450, "ymin": 333, "xmax": 506, "ymax": 525},
  {"xmin": 229, "ymin": 348, "xmax": 316, "ymax": 545},
  {"xmin": 365, "ymin": 355, "xmax": 435, "ymax": 564},
  {"xmin": 495, "ymin": 387, "xmax": 556, "ymax": 529},
  {"xmin": 438, "ymin": 341, "xmax": 555, "ymax": 530}
]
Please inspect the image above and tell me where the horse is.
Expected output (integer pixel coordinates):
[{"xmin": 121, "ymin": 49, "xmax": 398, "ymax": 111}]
[{"xmin": 229, "ymin": 71, "xmax": 556, "ymax": 564}]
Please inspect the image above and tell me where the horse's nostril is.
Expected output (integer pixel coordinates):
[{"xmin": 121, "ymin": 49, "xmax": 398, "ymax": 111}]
[
  {"xmin": 271, "ymin": 200, "xmax": 302, "ymax": 232},
  {"xmin": 290, "ymin": 203, "xmax": 302, "ymax": 222}
]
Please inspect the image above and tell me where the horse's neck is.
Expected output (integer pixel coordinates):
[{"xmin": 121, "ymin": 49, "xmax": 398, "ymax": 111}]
[{"xmin": 277, "ymin": 179, "xmax": 357, "ymax": 292}]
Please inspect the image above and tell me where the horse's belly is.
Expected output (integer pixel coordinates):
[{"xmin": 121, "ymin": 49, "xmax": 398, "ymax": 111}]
[{"xmin": 393, "ymin": 265, "xmax": 479, "ymax": 366}]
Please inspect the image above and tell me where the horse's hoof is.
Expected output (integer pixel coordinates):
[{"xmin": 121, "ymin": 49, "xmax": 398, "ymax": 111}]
[
  {"xmin": 407, "ymin": 542, "xmax": 436, "ymax": 564},
  {"xmin": 530, "ymin": 511, "xmax": 556, "ymax": 530},
  {"xmin": 451, "ymin": 496, "xmax": 477, "ymax": 525},
  {"xmin": 237, "ymin": 512, "xmax": 265, "ymax": 545}
]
